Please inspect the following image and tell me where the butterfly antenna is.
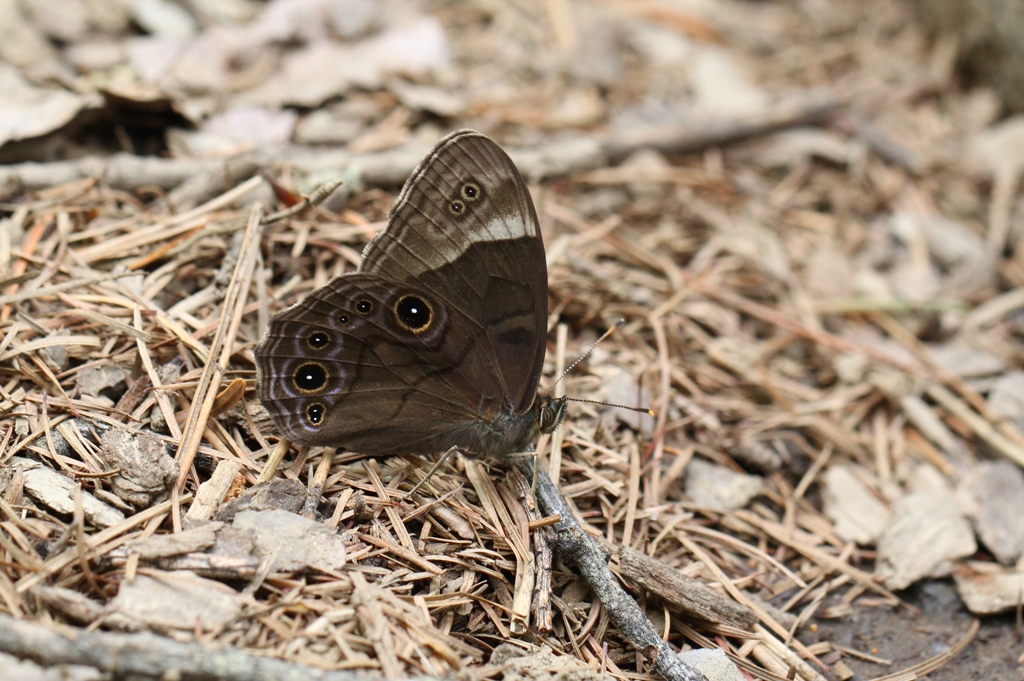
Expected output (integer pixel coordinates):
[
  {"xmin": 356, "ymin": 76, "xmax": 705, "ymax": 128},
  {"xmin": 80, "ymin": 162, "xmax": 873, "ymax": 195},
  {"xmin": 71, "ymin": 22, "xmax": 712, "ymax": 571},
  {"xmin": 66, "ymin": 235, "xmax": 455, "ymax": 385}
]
[
  {"xmin": 565, "ymin": 396, "xmax": 654, "ymax": 416},
  {"xmin": 548, "ymin": 319, "xmax": 625, "ymax": 396}
]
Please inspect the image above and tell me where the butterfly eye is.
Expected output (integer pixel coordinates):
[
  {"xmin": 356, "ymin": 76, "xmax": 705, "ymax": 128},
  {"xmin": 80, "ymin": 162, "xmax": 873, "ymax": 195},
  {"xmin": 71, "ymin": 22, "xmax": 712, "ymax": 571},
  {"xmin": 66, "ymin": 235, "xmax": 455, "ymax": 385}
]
[
  {"xmin": 449, "ymin": 199, "xmax": 465, "ymax": 215},
  {"xmin": 461, "ymin": 182, "xmax": 480, "ymax": 201},
  {"xmin": 306, "ymin": 331, "xmax": 330, "ymax": 349},
  {"xmin": 306, "ymin": 403, "xmax": 325, "ymax": 426},
  {"xmin": 293, "ymin": 363, "xmax": 328, "ymax": 393},
  {"xmin": 394, "ymin": 295, "xmax": 432, "ymax": 332},
  {"xmin": 355, "ymin": 300, "xmax": 373, "ymax": 314}
]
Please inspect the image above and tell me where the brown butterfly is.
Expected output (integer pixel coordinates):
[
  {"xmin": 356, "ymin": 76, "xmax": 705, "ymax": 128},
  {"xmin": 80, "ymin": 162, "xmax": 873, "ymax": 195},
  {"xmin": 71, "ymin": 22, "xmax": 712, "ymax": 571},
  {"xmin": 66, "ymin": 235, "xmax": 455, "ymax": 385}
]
[{"xmin": 255, "ymin": 130, "xmax": 566, "ymax": 464}]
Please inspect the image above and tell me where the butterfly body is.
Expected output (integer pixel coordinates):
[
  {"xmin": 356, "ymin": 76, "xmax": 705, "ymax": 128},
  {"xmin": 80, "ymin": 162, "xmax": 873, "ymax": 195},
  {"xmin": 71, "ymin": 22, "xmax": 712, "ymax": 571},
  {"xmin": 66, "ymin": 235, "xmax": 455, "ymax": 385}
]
[{"xmin": 256, "ymin": 130, "xmax": 566, "ymax": 460}]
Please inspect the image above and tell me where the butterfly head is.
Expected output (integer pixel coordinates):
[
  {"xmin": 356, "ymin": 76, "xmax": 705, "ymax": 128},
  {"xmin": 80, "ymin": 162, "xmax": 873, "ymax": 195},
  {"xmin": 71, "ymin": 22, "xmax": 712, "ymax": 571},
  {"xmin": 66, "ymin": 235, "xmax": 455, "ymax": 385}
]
[{"xmin": 535, "ymin": 394, "xmax": 568, "ymax": 435}]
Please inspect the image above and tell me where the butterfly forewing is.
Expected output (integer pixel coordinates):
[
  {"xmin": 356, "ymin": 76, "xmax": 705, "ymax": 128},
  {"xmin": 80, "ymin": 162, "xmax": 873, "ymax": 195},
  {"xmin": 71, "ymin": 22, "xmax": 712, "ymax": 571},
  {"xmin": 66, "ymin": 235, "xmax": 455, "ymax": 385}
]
[{"xmin": 359, "ymin": 131, "xmax": 548, "ymax": 416}]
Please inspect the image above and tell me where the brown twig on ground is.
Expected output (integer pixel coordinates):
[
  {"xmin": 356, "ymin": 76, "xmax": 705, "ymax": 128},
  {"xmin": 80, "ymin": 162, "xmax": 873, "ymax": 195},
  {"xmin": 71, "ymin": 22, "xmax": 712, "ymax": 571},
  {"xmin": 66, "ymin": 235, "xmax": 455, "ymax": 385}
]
[
  {"xmin": 517, "ymin": 458, "xmax": 709, "ymax": 681},
  {"xmin": 0, "ymin": 135, "xmax": 606, "ymax": 194},
  {"xmin": 617, "ymin": 546, "xmax": 757, "ymax": 630},
  {"xmin": 0, "ymin": 614, "xmax": 375, "ymax": 681},
  {"xmin": 605, "ymin": 92, "xmax": 842, "ymax": 161}
]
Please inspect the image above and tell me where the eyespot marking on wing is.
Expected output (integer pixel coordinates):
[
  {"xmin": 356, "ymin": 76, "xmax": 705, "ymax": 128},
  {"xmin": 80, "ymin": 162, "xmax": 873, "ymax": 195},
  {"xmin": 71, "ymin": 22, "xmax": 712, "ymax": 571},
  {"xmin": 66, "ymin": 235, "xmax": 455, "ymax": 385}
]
[
  {"xmin": 394, "ymin": 295, "xmax": 432, "ymax": 333},
  {"xmin": 306, "ymin": 331, "xmax": 330, "ymax": 350},
  {"xmin": 306, "ymin": 402, "xmax": 325, "ymax": 426},
  {"xmin": 293, "ymin": 363, "xmax": 328, "ymax": 393}
]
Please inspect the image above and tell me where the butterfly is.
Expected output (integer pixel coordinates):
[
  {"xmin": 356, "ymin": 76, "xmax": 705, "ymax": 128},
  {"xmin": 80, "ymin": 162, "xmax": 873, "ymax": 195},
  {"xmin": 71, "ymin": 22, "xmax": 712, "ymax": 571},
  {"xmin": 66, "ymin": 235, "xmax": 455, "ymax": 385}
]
[{"xmin": 255, "ymin": 130, "xmax": 566, "ymax": 465}]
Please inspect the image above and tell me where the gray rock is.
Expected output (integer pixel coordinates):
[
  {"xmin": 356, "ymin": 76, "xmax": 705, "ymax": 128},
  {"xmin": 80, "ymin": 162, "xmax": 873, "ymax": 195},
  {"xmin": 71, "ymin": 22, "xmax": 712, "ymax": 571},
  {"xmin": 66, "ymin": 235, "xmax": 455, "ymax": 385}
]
[
  {"xmin": 106, "ymin": 571, "xmax": 241, "ymax": 630},
  {"xmin": 988, "ymin": 371, "xmax": 1024, "ymax": 433},
  {"xmin": 215, "ymin": 478, "xmax": 306, "ymax": 522},
  {"xmin": 677, "ymin": 647, "xmax": 744, "ymax": 681},
  {"xmin": 231, "ymin": 509, "xmax": 347, "ymax": 573},
  {"xmin": 98, "ymin": 427, "xmax": 177, "ymax": 507},
  {"xmin": 958, "ymin": 460, "xmax": 1024, "ymax": 564},
  {"xmin": 876, "ymin": 489, "xmax": 977, "ymax": 590},
  {"xmin": 684, "ymin": 458, "xmax": 763, "ymax": 511},
  {"xmin": 75, "ymin": 364, "xmax": 127, "ymax": 397},
  {"xmin": 11, "ymin": 457, "xmax": 125, "ymax": 529},
  {"xmin": 823, "ymin": 464, "xmax": 891, "ymax": 545},
  {"xmin": 954, "ymin": 563, "xmax": 1024, "ymax": 615}
]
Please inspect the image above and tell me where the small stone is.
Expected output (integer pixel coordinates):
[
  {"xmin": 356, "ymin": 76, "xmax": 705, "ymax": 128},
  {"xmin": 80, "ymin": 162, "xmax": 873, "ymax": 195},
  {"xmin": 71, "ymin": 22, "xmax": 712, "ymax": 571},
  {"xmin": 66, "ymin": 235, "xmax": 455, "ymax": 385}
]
[
  {"xmin": 954, "ymin": 563, "xmax": 1024, "ymax": 615},
  {"xmin": 876, "ymin": 488, "xmax": 976, "ymax": 590},
  {"xmin": 215, "ymin": 478, "xmax": 305, "ymax": 522},
  {"xmin": 22, "ymin": 0, "xmax": 91, "ymax": 43},
  {"xmin": 988, "ymin": 371, "xmax": 1024, "ymax": 433},
  {"xmin": 481, "ymin": 641, "xmax": 602, "ymax": 679},
  {"xmin": 65, "ymin": 40, "xmax": 127, "ymax": 73},
  {"xmin": 231, "ymin": 509, "xmax": 347, "ymax": 573},
  {"xmin": 544, "ymin": 86, "xmax": 605, "ymax": 128},
  {"xmin": 832, "ymin": 659, "xmax": 855, "ymax": 681},
  {"xmin": 11, "ymin": 457, "xmax": 125, "ymax": 529},
  {"xmin": 201, "ymin": 105, "xmax": 297, "ymax": 148},
  {"xmin": 823, "ymin": 464, "xmax": 891, "ymax": 545},
  {"xmin": 684, "ymin": 458, "xmax": 763, "ymax": 511},
  {"xmin": 97, "ymin": 427, "xmax": 177, "ymax": 507},
  {"xmin": 106, "ymin": 571, "xmax": 241, "ymax": 630},
  {"xmin": 958, "ymin": 460, "xmax": 1024, "ymax": 565},
  {"xmin": 489, "ymin": 643, "xmax": 528, "ymax": 666},
  {"xmin": 76, "ymin": 363, "xmax": 129, "ymax": 398},
  {"xmin": 689, "ymin": 47, "xmax": 768, "ymax": 118},
  {"xmin": 834, "ymin": 352, "xmax": 869, "ymax": 384},
  {"xmin": 326, "ymin": 0, "xmax": 380, "ymax": 38},
  {"xmin": 676, "ymin": 647, "xmax": 744, "ymax": 681}
]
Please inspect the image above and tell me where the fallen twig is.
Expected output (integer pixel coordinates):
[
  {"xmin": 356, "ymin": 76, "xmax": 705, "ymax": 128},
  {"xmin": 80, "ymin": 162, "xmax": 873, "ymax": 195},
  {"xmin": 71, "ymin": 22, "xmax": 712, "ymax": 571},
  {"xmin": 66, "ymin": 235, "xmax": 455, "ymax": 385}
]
[
  {"xmin": 0, "ymin": 614, "xmax": 373, "ymax": 681},
  {"xmin": 605, "ymin": 91, "xmax": 841, "ymax": 161},
  {"xmin": 517, "ymin": 458, "xmax": 708, "ymax": 681},
  {"xmin": 617, "ymin": 546, "xmax": 757, "ymax": 630}
]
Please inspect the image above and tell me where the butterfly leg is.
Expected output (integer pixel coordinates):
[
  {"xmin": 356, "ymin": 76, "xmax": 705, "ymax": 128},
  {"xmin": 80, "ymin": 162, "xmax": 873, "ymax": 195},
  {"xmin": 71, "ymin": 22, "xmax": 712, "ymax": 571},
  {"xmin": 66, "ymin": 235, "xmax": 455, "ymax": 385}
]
[
  {"xmin": 494, "ymin": 448, "xmax": 541, "ymax": 492},
  {"xmin": 406, "ymin": 446, "xmax": 461, "ymax": 496},
  {"xmin": 531, "ymin": 450, "xmax": 541, "ymax": 493}
]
